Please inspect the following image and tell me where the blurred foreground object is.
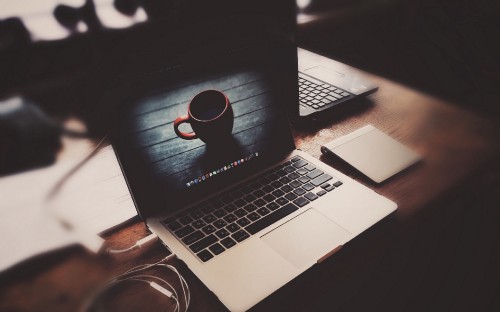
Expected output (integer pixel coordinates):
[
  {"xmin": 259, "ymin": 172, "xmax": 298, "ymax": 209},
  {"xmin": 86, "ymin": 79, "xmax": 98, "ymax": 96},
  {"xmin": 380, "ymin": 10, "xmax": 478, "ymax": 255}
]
[{"xmin": 0, "ymin": 97, "xmax": 61, "ymax": 175}]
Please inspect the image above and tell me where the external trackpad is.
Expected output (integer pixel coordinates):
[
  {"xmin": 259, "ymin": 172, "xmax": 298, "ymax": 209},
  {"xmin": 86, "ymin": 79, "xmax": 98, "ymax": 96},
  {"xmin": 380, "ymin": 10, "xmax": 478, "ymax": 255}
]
[{"xmin": 261, "ymin": 209, "xmax": 351, "ymax": 269}]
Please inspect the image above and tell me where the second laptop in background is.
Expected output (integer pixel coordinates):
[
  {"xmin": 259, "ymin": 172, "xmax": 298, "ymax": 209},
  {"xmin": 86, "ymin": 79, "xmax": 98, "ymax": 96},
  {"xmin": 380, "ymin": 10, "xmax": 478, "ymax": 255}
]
[{"xmin": 297, "ymin": 48, "xmax": 378, "ymax": 120}]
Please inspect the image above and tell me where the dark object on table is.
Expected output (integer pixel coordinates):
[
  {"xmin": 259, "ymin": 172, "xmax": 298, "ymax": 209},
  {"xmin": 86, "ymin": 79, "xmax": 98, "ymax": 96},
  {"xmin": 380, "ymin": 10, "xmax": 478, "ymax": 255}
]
[{"xmin": 0, "ymin": 97, "xmax": 61, "ymax": 175}]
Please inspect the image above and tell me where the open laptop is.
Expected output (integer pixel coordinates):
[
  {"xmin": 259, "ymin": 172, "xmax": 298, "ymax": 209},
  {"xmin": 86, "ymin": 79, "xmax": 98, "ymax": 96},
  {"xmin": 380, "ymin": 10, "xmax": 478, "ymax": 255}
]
[
  {"xmin": 297, "ymin": 48, "xmax": 379, "ymax": 120},
  {"xmin": 110, "ymin": 1, "xmax": 396, "ymax": 311}
]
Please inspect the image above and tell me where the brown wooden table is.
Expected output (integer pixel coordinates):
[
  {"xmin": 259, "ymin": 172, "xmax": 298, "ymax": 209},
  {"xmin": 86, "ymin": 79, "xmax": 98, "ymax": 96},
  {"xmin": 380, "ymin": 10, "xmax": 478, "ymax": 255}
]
[{"xmin": 1, "ymin": 51, "xmax": 500, "ymax": 312}]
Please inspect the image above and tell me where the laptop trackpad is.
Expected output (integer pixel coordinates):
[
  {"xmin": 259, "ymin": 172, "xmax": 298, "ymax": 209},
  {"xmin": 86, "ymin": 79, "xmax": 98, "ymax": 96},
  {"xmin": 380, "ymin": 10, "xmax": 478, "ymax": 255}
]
[{"xmin": 261, "ymin": 209, "xmax": 351, "ymax": 269}]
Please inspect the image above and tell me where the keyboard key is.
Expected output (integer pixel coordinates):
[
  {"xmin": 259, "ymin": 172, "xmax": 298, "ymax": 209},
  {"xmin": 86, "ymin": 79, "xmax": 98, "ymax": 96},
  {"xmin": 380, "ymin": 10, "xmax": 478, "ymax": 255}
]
[
  {"xmin": 243, "ymin": 194, "xmax": 257, "ymax": 203},
  {"xmin": 166, "ymin": 221, "xmax": 182, "ymax": 231},
  {"xmin": 253, "ymin": 189, "xmax": 265, "ymax": 198},
  {"xmin": 191, "ymin": 219, "xmax": 206, "ymax": 229},
  {"xmin": 189, "ymin": 234, "xmax": 218, "ymax": 253},
  {"xmin": 190, "ymin": 210, "xmax": 204, "ymax": 220},
  {"xmin": 220, "ymin": 237, "xmax": 236, "ymax": 249},
  {"xmin": 244, "ymin": 203, "xmax": 257, "ymax": 212},
  {"xmin": 179, "ymin": 216, "xmax": 193, "ymax": 225},
  {"xmin": 224, "ymin": 214, "xmax": 237, "ymax": 223},
  {"xmin": 276, "ymin": 197, "xmax": 289, "ymax": 206},
  {"xmin": 291, "ymin": 156, "xmax": 302, "ymax": 163},
  {"xmin": 197, "ymin": 250, "xmax": 213, "ymax": 262},
  {"xmin": 292, "ymin": 159, "xmax": 308, "ymax": 168},
  {"xmin": 245, "ymin": 203, "xmax": 299, "ymax": 235},
  {"xmin": 234, "ymin": 199, "xmax": 247, "ymax": 208},
  {"xmin": 293, "ymin": 197, "xmax": 310, "ymax": 207},
  {"xmin": 202, "ymin": 224, "xmax": 217, "ymax": 234},
  {"xmin": 213, "ymin": 219, "xmax": 228, "ymax": 229},
  {"xmin": 279, "ymin": 176, "xmax": 292, "ymax": 184},
  {"xmin": 263, "ymin": 194, "xmax": 276, "ymax": 202},
  {"xmin": 175, "ymin": 225, "xmax": 195, "ymax": 238},
  {"xmin": 304, "ymin": 164, "xmax": 316, "ymax": 171},
  {"xmin": 182, "ymin": 231, "xmax": 205, "ymax": 245},
  {"xmin": 333, "ymin": 181, "xmax": 343, "ymax": 187},
  {"xmin": 224, "ymin": 204, "xmax": 237, "ymax": 213},
  {"xmin": 247, "ymin": 212, "xmax": 261, "ymax": 221},
  {"xmin": 293, "ymin": 188, "xmax": 306, "ymax": 196},
  {"xmin": 266, "ymin": 202, "xmax": 280, "ymax": 211},
  {"xmin": 214, "ymin": 209, "xmax": 227, "ymax": 218},
  {"xmin": 215, "ymin": 228, "xmax": 230, "ymax": 239},
  {"xmin": 272, "ymin": 189, "xmax": 285, "ymax": 197},
  {"xmin": 281, "ymin": 185, "xmax": 293, "ymax": 193},
  {"xmin": 284, "ymin": 166, "xmax": 296, "ymax": 173},
  {"xmin": 271, "ymin": 181, "xmax": 283, "ymax": 188},
  {"xmin": 326, "ymin": 95, "xmax": 338, "ymax": 102},
  {"xmin": 302, "ymin": 183, "xmax": 314, "ymax": 191},
  {"xmin": 311, "ymin": 174, "xmax": 332, "ymax": 186},
  {"xmin": 262, "ymin": 185, "xmax": 274, "ymax": 193},
  {"xmin": 288, "ymin": 172, "xmax": 300, "ymax": 180},
  {"xmin": 202, "ymin": 214, "xmax": 216, "ymax": 223},
  {"xmin": 307, "ymin": 169, "xmax": 324, "ymax": 179},
  {"xmin": 200, "ymin": 205, "xmax": 214, "ymax": 214},
  {"xmin": 209, "ymin": 243, "xmax": 225, "ymax": 255},
  {"xmin": 276, "ymin": 170, "xmax": 287, "ymax": 177},
  {"xmin": 232, "ymin": 230, "xmax": 250, "ymax": 242},
  {"xmin": 317, "ymin": 190, "xmax": 327, "ymax": 196},
  {"xmin": 257, "ymin": 207, "xmax": 271, "ymax": 216},
  {"xmin": 325, "ymin": 185, "xmax": 335, "ymax": 191},
  {"xmin": 234, "ymin": 209, "xmax": 247, "ymax": 218},
  {"xmin": 266, "ymin": 173, "xmax": 279, "ymax": 181},
  {"xmin": 237, "ymin": 217, "xmax": 250, "ymax": 227},
  {"xmin": 285, "ymin": 192, "xmax": 298, "ymax": 200},
  {"xmin": 162, "ymin": 216, "xmax": 175, "ymax": 224},
  {"xmin": 296, "ymin": 168, "xmax": 308, "ymax": 175},
  {"xmin": 227, "ymin": 223, "xmax": 241, "ymax": 233},
  {"xmin": 305, "ymin": 192, "xmax": 319, "ymax": 201},
  {"xmin": 298, "ymin": 176, "xmax": 310, "ymax": 184},
  {"xmin": 254, "ymin": 199, "xmax": 267, "ymax": 207},
  {"xmin": 290, "ymin": 181, "xmax": 302, "ymax": 188},
  {"xmin": 320, "ymin": 183, "xmax": 331, "ymax": 189}
]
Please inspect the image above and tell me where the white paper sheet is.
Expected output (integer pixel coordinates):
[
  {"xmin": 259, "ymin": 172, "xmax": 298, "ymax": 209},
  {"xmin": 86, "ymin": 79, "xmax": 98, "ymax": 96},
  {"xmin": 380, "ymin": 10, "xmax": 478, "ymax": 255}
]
[{"xmin": 0, "ymin": 144, "xmax": 137, "ymax": 272}]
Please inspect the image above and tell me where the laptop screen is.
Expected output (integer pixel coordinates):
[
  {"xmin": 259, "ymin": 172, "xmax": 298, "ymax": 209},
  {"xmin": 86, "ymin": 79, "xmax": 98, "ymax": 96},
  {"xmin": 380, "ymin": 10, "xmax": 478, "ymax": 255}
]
[{"xmin": 111, "ymin": 0, "xmax": 298, "ymax": 219}]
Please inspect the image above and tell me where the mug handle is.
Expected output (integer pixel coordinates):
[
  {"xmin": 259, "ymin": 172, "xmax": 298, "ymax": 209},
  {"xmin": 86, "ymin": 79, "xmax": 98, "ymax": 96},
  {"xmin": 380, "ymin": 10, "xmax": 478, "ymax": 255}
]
[{"xmin": 174, "ymin": 115, "xmax": 198, "ymax": 140}]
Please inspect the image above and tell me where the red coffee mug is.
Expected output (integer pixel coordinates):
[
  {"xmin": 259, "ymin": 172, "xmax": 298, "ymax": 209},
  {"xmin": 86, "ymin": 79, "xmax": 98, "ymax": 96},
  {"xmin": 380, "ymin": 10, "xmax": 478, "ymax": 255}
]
[{"xmin": 174, "ymin": 90, "xmax": 234, "ymax": 143}]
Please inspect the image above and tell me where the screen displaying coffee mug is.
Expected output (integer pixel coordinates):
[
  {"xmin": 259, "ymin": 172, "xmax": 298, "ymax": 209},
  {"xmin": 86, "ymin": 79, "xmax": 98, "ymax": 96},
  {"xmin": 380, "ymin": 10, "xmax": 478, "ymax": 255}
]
[{"xmin": 111, "ymin": 0, "xmax": 297, "ymax": 217}]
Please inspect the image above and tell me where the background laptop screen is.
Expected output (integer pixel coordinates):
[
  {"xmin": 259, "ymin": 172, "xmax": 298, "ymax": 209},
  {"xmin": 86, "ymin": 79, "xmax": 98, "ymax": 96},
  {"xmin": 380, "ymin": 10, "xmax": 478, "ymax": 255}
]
[{"xmin": 111, "ymin": 0, "xmax": 297, "ymax": 218}]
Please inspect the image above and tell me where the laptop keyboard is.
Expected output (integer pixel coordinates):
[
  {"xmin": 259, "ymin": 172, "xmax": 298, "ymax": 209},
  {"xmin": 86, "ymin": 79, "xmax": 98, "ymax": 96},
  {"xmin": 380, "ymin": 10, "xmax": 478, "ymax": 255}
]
[
  {"xmin": 162, "ymin": 155, "xmax": 343, "ymax": 262},
  {"xmin": 298, "ymin": 73, "xmax": 353, "ymax": 110}
]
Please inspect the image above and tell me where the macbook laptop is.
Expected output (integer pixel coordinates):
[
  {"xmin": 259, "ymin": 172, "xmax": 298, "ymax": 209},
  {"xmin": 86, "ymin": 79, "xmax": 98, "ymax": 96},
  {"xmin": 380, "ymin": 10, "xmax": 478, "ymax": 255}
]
[
  {"xmin": 297, "ymin": 48, "xmax": 379, "ymax": 120},
  {"xmin": 110, "ymin": 1, "xmax": 396, "ymax": 311}
]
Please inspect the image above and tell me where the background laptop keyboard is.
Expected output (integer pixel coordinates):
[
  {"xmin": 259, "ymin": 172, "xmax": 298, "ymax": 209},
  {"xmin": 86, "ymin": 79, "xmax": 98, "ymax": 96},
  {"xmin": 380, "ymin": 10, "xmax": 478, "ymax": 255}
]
[
  {"xmin": 298, "ymin": 72, "xmax": 353, "ymax": 111},
  {"xmin": 162, "ymin": 155, "xmax": 343, "ymax": 262}
]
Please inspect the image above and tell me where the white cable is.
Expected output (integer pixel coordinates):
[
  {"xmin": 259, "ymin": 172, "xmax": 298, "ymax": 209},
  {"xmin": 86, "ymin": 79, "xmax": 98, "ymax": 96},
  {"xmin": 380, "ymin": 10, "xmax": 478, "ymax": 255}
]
[
  {"xmin": 106, "ymin": 233, "xmax": 159, "ymax": 254},
  {"xmin": 82, "ymin": 254, "xmax": 189, "ymax": 312}
]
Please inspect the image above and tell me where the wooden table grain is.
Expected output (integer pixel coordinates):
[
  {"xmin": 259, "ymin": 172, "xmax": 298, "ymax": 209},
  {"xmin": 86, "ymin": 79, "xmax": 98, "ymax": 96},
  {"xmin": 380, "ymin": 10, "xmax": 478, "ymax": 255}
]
[{"xmin": 1, "ymin": 52, "xmax": 499, "ymax": 312}]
